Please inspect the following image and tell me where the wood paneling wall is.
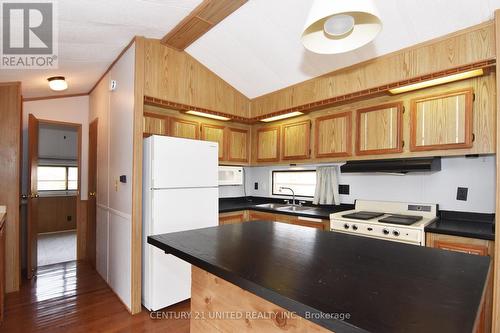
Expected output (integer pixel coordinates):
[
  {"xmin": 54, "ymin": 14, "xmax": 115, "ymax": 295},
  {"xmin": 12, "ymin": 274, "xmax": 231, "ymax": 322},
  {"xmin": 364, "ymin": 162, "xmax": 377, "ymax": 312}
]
[
  {"xmin": 37, "ymin": 196, "xmax": 77, "ymax": 233},
  {"xmin": 0, "ymin": 83, "xmax": 21, "ymax": 293},
  {"xmin": 250, "ymin": 21, "xmax": 495, "ymax": 117},
  {"xmin": 144, "ymin": 39, "xmax": 250, "ymax": 118}
]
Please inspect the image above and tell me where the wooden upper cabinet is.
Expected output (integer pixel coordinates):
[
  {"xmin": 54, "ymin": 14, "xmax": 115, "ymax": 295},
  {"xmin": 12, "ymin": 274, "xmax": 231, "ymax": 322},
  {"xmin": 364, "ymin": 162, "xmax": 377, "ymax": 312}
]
[
  {"xmin": 256, "ymin": 126, "xmax": 280, "ymax": 162},
  {"xmin": 169, "ymin": 117, "xmax": 199, "ymax": 139},
  {"xmin": 356, "ymin": 102, "xmax": 403, "ymax": 155},
  {"xmin": 315, "ymin": 112, "xmax": 352, "ymax": 158},
  {"xmin": 143, "ymin": 113, "xmax": 167, "ymax": 136},
  {"xmin": 227, "ymin": 127, "xmax": 249, "ymax": 163},
  {"xmin": 201, "ymin": 124, "xmax": 225, "ymax": 160},
  {"xmin": 410, "ymin": 89, "xmax": 474, "ymax": 151},
  {"xmin": 282, "ymin": 120, "xmax": 311, "ymax": 160}
]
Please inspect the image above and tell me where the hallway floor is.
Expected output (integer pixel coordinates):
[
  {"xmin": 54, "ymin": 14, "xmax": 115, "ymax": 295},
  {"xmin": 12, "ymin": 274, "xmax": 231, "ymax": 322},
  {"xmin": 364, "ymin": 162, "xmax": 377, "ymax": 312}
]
[
  {"xmin": 2, "ymin": 261, "xmax": 190, "ymax": 333},
  {"xmin": 37, "ymin": 231, "xmax": 77, "ymax": 266}
]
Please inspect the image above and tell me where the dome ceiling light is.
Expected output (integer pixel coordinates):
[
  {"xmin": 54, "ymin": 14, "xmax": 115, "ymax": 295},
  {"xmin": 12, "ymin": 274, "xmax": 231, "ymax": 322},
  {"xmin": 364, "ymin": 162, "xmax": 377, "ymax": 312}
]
[
  {"xmin": 47, "ymin": 76, "xmax": 68, "ymax": 91},
  {"xmin": 301, "ymin": 0, "xmax": 382, "ymax": 54}
]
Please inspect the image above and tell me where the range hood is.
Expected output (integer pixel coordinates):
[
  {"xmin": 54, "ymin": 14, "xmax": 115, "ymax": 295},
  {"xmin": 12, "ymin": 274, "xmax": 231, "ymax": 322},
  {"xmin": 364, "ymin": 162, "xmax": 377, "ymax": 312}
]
[{"xmin": 340, "ymin": 157, "xmax": 441, "ymax": 174}]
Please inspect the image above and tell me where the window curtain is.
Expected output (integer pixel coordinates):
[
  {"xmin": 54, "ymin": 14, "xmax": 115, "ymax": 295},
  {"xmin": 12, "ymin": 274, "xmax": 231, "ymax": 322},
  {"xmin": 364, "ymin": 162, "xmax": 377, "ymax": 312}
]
[{"xmin": 313, "ymin": 166, "xmax": 340, "ymax": 205}]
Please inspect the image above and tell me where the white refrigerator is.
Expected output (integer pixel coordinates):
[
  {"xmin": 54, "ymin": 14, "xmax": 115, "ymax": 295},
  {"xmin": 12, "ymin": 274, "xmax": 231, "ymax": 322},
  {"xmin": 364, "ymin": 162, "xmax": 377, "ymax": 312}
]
[{"xmin": 142, "ymin": 135, "xmax": 218, "ymax": 311}]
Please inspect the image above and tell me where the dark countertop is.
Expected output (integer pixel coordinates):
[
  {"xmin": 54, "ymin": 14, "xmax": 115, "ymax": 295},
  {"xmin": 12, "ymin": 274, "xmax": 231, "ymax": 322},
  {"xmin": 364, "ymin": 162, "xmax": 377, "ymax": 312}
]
[
  {"xmin": 149, "ymin": 222, "xmax": 490, "ymax": 333},
  {"xmin": 425, "ymin": 210, "xmax": 495, "ymax": 241},
  {"xmin": 219, "ymin": 196, "xmax": 354, "ymax": 219}
]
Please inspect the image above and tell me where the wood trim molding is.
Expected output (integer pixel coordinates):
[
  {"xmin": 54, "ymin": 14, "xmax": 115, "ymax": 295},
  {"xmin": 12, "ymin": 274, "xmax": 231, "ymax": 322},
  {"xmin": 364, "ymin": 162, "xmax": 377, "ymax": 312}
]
[
  {"xmin": 161, "ymin": 0, "xmax": 248, "ymax": 50},
  {"xmin": 227, "ymin": 127, "xmax": 249, "ymax": 163},
  {"xmin": 355, "ymin": 102, "xmax": 404, "ymax": 156},
  {"xmin": 492, "ymin": 9, "xmax": 500, "ymax": 333},
  {"xmin": 23, "ymin": 93, "xmax": 88, "ymax": 102},
  {"xmin": 256, "ymin": 126, "xmax": 280, "ymax": 162},
  {"xmin": 88, "ymin": 36, "xmax": 137, "ymax": 95},
  {"xmin": 131, "ymin": 36, "xmax": 145, "ymax": 315},
  {"xmin": 144, "ymin": 96, "xmax": 251, "ymax": 123},
  {"xmin": 281, "ymin": 120, "xmax": 311, "ymax": 160},
  {"xmin": 410, "ymin": 88, "xmax": 474, "ymax": 152},
  {"xmin": 314, "ymin": 111, "xmax": 352, "ymax": 158}
]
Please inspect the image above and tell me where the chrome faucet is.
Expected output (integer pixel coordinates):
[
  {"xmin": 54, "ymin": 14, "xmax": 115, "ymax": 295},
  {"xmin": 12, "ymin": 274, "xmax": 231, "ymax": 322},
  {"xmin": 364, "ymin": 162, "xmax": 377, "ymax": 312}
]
[{"xmin": 280, "ymin": 187, "xmax": 296, "ymax": 206}]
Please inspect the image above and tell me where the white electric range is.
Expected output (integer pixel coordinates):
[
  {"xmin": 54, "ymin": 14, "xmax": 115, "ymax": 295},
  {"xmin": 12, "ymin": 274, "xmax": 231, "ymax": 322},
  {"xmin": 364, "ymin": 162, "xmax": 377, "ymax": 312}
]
[{"xmin": 330, "ymin": 200, "xmax": 438, "ymax": 246}]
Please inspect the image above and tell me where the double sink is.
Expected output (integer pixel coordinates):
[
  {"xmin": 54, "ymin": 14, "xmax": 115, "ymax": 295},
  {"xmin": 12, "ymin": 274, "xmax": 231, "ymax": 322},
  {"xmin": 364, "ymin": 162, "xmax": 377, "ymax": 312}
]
[{"xmin": 255, "ymin": 203, "xmax": 315, "ymax": 212}]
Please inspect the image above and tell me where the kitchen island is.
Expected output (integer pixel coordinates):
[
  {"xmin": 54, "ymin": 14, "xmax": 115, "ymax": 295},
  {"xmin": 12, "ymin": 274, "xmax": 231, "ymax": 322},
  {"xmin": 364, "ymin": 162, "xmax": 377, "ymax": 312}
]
[{"xmin": 148, "ymin": 221, "xmax": 490, "ymax": 333}]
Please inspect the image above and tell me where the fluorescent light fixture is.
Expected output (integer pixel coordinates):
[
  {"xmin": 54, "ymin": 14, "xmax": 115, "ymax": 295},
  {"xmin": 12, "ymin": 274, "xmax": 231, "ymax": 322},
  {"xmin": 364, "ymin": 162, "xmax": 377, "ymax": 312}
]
[
  {"xmin": 260, "ymin": 111, "xmax": 304, "ymax": 123},
  {"xmin": 186, "ymin": 110, "xmax": 230, "ymax": 121},
  {"xmin": 388, "ymin": 69, "xmax": 484, "ymax": 94},
  {"xmin": 47, "ymin": 76, "xmax": 68, "ymax": 91}
]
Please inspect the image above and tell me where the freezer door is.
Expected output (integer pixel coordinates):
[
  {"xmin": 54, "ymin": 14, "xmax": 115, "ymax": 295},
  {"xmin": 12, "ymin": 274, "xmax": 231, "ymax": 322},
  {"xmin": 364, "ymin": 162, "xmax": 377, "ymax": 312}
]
[
  {"xmin": 143, "ymin": 187, "xmax": 218, "ymax": 311},
  {"xmin": 151, "ymin": 136, "xmax": 218, "ymax": 189}
]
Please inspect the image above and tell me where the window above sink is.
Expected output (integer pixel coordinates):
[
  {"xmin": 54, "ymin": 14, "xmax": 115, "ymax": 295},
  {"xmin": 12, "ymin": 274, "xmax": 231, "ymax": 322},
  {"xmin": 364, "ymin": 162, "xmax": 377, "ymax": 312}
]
[{"xmin": 272, "ymin": 170, "xmax": 316, "ymax": 197}]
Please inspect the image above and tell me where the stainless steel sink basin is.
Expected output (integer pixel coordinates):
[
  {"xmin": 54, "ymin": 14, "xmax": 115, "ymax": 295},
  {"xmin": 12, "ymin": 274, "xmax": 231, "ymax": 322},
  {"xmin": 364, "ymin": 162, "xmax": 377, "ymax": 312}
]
[
  {"xmin": 255, "ymin": 203, "xmax": 290, "ymax": 209},
  {"xmin": 276, "ymin": 205, "xmax": 314, "ymax": 212}
]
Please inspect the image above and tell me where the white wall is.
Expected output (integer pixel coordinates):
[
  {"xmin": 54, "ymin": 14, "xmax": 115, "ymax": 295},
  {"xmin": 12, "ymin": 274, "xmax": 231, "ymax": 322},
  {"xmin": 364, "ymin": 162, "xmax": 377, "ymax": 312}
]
[
  {"xmin": 89, "ymin": 44, "xmax": 135, "ymax": 310},
  {"xmin": 23, "ymin": 96, "xmax": 90, "ymax": 200},
  {"xmin": 38, "ymin": 125, "xmax": 78, "ymax": 161},
  {"xmin": 241, "ymin": 156, "xmax": 496, "ymax": 213}
]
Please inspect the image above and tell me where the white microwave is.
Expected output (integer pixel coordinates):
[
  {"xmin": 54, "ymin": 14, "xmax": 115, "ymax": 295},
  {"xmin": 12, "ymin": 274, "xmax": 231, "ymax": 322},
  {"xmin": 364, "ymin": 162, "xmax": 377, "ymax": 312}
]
[{"xmin": 218, "ymin": 166, "xmax": 244, "ymax": 186}]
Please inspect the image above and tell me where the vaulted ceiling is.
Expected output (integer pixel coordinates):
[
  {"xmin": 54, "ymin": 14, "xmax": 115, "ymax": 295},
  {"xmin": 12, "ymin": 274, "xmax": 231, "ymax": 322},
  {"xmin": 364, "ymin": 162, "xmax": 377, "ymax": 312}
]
[
  {"xmin": 1, "ymin": 0, "xmax": 500, "ymax": 99},
  {"xmin": 186, "ymin": 0, "xmax": 500, "ymax": 98}
]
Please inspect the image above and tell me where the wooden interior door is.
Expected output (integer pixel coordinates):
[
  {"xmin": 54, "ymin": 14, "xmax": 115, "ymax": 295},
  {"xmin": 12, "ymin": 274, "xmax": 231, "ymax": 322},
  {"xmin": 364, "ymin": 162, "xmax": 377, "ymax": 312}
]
[
  {"xmin": 27, "ymin": 114, "xmax": 39, "ymax": 279},
  {"xmin": 87, "ymin": 119, "xmax": 98, "ymax": 268}
]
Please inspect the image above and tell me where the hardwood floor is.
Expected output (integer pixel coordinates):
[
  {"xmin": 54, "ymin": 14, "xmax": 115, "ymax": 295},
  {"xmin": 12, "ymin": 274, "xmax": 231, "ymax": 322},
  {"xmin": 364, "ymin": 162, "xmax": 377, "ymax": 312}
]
[{"xmin": 1, "ymin": 261, "xmax": 190, "ymax": 332}]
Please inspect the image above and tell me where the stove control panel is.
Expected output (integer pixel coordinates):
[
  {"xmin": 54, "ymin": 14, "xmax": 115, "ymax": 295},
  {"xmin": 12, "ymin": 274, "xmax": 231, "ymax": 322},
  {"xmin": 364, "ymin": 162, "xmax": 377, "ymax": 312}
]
[{"xmin": 330, "ymin": 220, "xmax": 423, "ymax": 245}]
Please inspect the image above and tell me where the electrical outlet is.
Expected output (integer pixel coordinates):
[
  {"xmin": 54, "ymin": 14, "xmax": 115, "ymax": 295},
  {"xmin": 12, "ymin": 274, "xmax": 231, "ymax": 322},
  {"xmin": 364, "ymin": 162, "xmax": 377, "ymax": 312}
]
[
  {"xmin": 67, "ymin": 216, "xmax": 72, "ymax": 222},
  {"xmin": 254, "ymin": 182, "xmax": 258, "ymax": 190},
  {"xmin": 339, "ymin": 184, "xmax": 350, "ymax": 195},
  {"xmin": 115, "ymin": 179, "xmax": 119, "ymax": 192},
  {"xmin": 456, "ymin": 187, "xmax": 468, "ymax": 201}
]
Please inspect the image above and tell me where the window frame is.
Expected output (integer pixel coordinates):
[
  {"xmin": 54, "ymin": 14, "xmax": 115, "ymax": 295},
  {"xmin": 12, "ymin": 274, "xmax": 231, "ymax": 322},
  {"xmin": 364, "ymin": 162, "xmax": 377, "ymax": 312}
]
[
  {"xmin": 271, "ymin": 169, "xmax": 316, "ymax": 198},
  {"xmin": 37, "ymin": 165, "xmax": 78, "ymax": 192}
]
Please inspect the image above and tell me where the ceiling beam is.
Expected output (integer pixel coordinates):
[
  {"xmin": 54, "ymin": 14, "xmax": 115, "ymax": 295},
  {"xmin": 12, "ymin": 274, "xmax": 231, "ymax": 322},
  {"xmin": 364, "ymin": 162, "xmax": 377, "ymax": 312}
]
[{"xmin": 161, "ymin": 0, "xmax": 247, "ymax": 51}]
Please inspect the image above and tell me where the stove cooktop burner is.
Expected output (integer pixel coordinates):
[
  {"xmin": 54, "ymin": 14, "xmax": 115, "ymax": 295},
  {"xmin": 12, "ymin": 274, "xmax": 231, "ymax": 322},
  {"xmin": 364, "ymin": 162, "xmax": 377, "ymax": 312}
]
[
  {"xmin": 378, "ymin": 214, "xmax": 423, "ymax": 226},
  {"xmin": 342, "ymin": 211, "xmax": 385, "ymax": 220}
]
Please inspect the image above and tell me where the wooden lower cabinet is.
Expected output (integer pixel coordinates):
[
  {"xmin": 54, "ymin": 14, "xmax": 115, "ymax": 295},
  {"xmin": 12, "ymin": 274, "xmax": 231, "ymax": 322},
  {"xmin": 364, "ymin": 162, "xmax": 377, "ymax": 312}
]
[
  {"xmin": 219, "ymin": 211, "xmax": 248, "ymax": 225},
  {"xmin": 247, "ymin": 211, "xmax": 328, "ymax": 230},
  {"xmin": 426, "ymin": 233, "xmax": 494, "ymax": 333},
  {"xmin": 219, "ymin": 210, "xmax": 328, "ymax": 230}
]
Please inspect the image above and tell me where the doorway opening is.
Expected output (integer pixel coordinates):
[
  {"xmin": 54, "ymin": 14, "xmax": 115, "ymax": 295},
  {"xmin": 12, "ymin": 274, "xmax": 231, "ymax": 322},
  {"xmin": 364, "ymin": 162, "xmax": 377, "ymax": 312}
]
[
  {"xmin": 27, "ymin": 116, "xmax": 83, "ymax": 276},
  {"xmin": 36, "ymin": 122, "xmax": 79, "ymax": 266}
]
